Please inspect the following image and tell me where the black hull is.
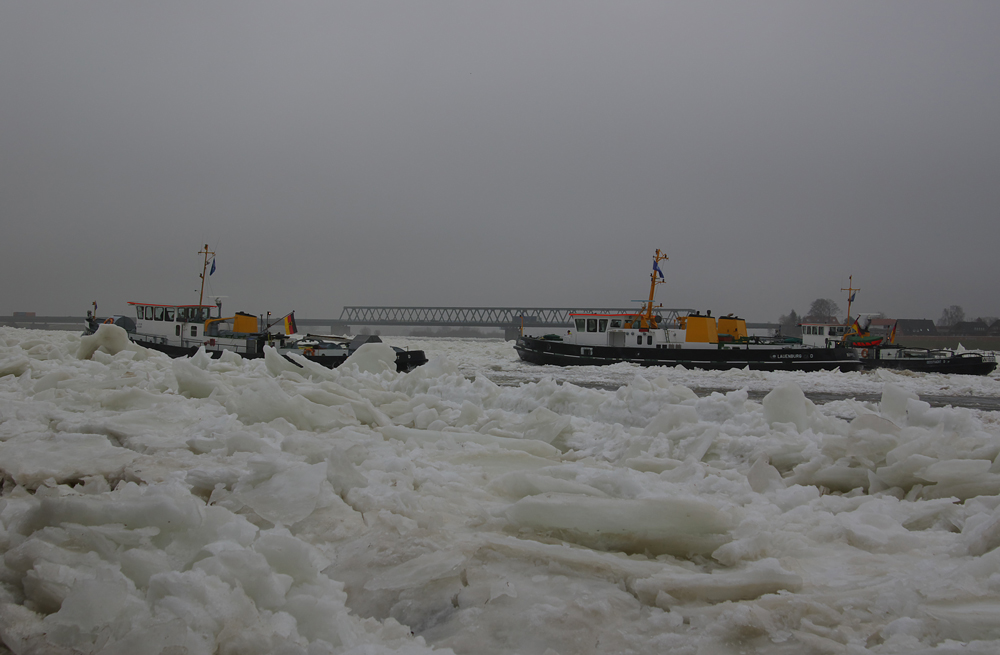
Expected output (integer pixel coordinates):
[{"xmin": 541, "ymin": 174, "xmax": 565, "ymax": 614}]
[
  {"xmin": 514, "ymin": 337, "xmax": 862, "ymax": 372},
  {"xmin": 134, "ymin": 338, "xmax": 427, "ymax": 372},
  {"xmin": 862, "ymin": 353, "xmax": 997, "ymax": 376},
  {"xmin": 134, "ymin": 338, "xmax": 227, "ymax": 359},
  {"xmin": 293, "ymin": 348, "xmax": 427, "ymax": 372}
]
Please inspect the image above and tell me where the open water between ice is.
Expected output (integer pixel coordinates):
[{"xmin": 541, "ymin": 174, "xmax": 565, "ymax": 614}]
[{"xmin": 3, "ymin": 329, "xmax": 1000, "ymax": 654}]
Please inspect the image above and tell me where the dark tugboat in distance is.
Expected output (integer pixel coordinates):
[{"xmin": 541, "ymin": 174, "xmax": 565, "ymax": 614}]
[
  {"xmin": 85, "ymin": 245, "xmax": 427, "ymax": 372},
  {"xmin": 800, "ymin": 276, "xmax": 996, "ymax": 376}
]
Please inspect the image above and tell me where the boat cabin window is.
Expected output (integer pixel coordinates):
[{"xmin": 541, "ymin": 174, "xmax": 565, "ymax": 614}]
[
  {"xmin": 176, "ymin": 308, "xmax": 188, "ymax": 322},
  {"xmin": 609, "ymin": 319, "xmax": 623, "ymax": 329},
  {"xmin": 598, "ymin": 319, "xmax": 608, "ymax": 332},
  {"xmin": 575, "ymin": 319, "xmax": 586, "ymax": 332},
  {"xmin": 154, "ymin": 307, "xmax": 164, "ymax": 321},
  {"xmin": 165, "ymin": 307, "xmax": 175, "ymax": 321},
  {"xmin": 144, "ymin": 306, "xmax": 154, "ymax": 320},
  {"xmin": 175, "ymin": 325, "xmax": 181, "ymax": 337},
  {"xmin": 135, "ymin": 306, "xmax": 143, "ymax": 320},
  {"xmin": 587, "ymin": 319, "xmax": 597, "ymax": 332},
  {"xmin": 647, "ymin": 335, "xmax": 653, "ymax": 345}
]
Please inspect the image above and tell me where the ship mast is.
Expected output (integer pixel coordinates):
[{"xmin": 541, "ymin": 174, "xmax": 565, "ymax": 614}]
[
  {"xmin": 641, "ymin": 249, "xmax": 669, "ymax": 327},
  {"xmin": 198, "ymin": 244, "xmax": 215, "ymax": 307},
  {"xmin": 841, "ymin": 275, "xmax": 859, "ymax": 325}
]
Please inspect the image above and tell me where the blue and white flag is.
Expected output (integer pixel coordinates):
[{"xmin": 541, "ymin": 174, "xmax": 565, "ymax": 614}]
[
  {"xmin": 652, "ymin": 260, "xmax": 664, "ymax": 279},
  {"xmin": 210, "ymin": 258, "xmax": 216, "ymax": 276}
]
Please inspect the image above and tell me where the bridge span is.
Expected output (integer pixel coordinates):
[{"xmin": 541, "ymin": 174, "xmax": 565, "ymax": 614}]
[{"xmin": 325, "ymin": 306, "xmax": 697, "ymax": 340}]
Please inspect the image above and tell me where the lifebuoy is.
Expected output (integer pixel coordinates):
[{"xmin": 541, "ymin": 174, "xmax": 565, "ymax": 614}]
[
  {"xmin": 103, "ymin": 318, "xmax": 114, "ymax": 324},
  {"xmin": 304, "ymin": 347, "xmax": 315, "ymax": 356},
  {"xmin": 861, "ymin": 348, "xmax": 869, "ymax": 358}
]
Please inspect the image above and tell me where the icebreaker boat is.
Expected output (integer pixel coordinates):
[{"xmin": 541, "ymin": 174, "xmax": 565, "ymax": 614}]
[{"xmin": 514, "ymin": 249, "xmax": 862, "ymax": 372}]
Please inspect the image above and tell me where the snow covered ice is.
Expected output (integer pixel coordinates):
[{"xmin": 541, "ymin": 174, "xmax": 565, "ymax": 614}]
[{"xmin": 3, "ymin": 327, "xmax": 1000, "ymax": 654}]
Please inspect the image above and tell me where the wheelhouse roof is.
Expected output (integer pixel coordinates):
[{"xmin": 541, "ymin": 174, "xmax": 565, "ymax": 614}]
[{"xmin": 128, "ymin": 302, "xmax": 216, "ymax": 308}]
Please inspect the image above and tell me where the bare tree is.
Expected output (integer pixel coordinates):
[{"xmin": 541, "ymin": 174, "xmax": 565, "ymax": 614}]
[
  {"xmin": 806, "ymin": 298, "xmax": 841, "ymax": 322},
  {"xmin": 777, "ymin": 309, "xmax": 801, "ymax": 336},
  {"xmin": 938, "ymin": 305, "xmax": 965, "ymax": 327}
]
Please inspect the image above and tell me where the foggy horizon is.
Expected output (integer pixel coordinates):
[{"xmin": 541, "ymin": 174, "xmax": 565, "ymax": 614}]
[{"xmin": 3, "ymin": 2, "xmax": 998, "ymax": 324}]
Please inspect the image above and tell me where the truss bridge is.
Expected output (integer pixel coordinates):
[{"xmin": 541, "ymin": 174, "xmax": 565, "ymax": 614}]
[{"xmin": 311, "ymin": 306, "xmax": 697, "ymax": 340}]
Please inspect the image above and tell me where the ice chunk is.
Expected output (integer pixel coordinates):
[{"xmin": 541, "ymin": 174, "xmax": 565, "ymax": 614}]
[
  {"xmin": 0, "ymin": 352, "xmax": 31, "ymax": 378},
  {"xmin": 42, "ymin": 578, "xmax": 130, "ymax": 631},
  {"xmin": 222, "ymin": 377, "xmax": 361, "ymax": 431},
  {"xmin": 505, "ymin": 493, "xmax": 732, "ymax": 557},
  {"xmin": 642, "ymin": 405, "xmax": 700, "ymax": 437},
  {"xmin": 235, "ymin": 459, "xmax": 329, "ymax": 525},
  {"xmin": 624, "ymin": 456, "xmax": 685, "ymax": 474},
  {"xmin": 488, "ymin": 471, "xmax": 609, "ymax": 500},
  {"xmin": 0, "ymin": 433, "xmax": 137, "ymax": 488},
  {"xmin": 850, "ymin": 413, "xmax": 901, "ymax": 437},
  {"xmin": 192, "ymin": 545, "xmax": 293, "ymax": 610},
  {"xmin": 20, "ymin": 483, "xmax": 203, "ymax": 533},
  {"xmin": 762, "ymin": 383, "xmax": 813, "ymax": 431},
  {"xmin": 381, "ymin": 425, "xmax": 561, "ymax": 458},
  {"xmin": 32, "ymin": 369, "xmax": 73, "ymax": 393},
  {"xmin": 922, "ymin": 601, "xmax": 1000, "ymax": 641},
  {"xmin": 343, "ymin": 342, "xmax": 398, "ymax": 374},
  {"xmin": 364, "ymin": 548, "xmax": 468, "ymax": 591},
  {"xmin": 880, "ymin": 383, "xmax": 919, "ymax": 425},
  {"xmin": 747, "ymin": 457, "xmax": 784, "ymax": 493},
  {"xmin": 253, "ymin": 527, "xmax": 331, "ymax": 583},
  {"xmin": 519, "ymin": 406, "xmax": 572, "ymax": 445},
  {"xmin": 633, "ymin": 558, "xmax": 801, "ymax": 605},
  {"xmin": 262, "ymin": 345, "xmax": 305, "ymax": 377},
  {"xmin": 172, "ymin": 358, "xmax": 217, "ymax": 398},
  {"xmin": 76, "ymin": 323, "xmax": 145, "ymax": 360}
]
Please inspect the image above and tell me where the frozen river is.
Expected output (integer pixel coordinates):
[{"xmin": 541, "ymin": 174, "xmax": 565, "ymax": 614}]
[{"xmin": 3, "ymin": 327, "xmax": 1000, "ymax": 654}]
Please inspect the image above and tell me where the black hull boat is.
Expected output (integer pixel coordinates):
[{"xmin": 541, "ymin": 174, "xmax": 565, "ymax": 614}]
[
  {"xmin": 514, "ymin": 336, "xmax": 861, "ymax": 372},
  {"xmin": 860, "ymin": 346, "xmax": 996, "ymax": 376},
  {"xmin": 801, "ymin": 277, "xmax": 997, "ymax": 377},
  {"xmin": 85, "ymin": 245, "xmax": 427, "ymax": 373},
  {"xmin": 513, "ymin": 249, "xmax": 863, "ymax": 373},
  {"xmin": 274, "ymin": 334, "xmax": 427, "ymax": 372}
]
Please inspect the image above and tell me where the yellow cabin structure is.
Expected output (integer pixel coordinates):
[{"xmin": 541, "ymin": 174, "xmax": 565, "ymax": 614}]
[
  {"xmin": 231, "ymin": 312, "xmax": 259, "ymax": 334},
  {"xmin": 678, "ymin": 314, "xmax": 719, "ymax": 343},
  {"xmin": 717, "ymin": 316, "xmax": 748, "ymax": 341}
]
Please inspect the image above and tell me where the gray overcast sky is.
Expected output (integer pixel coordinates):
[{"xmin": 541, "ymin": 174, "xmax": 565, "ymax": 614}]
[{"xmin": 2, "ymin": 1, "xmax": 999, "ymax": 323}]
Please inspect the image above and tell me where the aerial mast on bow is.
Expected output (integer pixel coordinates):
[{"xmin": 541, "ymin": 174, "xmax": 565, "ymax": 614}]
[{"xmin": 198, "ymin": 244, "xmax": 215, "ymax": 307}]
